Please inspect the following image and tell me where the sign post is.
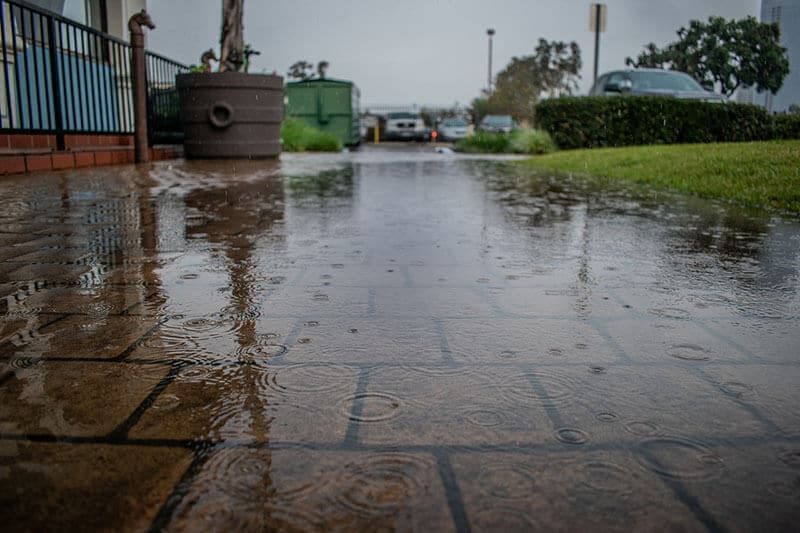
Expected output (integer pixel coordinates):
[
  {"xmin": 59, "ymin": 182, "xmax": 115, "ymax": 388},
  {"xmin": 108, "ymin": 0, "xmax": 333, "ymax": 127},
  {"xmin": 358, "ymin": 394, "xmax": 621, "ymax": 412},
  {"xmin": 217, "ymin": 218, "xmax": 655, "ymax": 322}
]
[{"xmin": 590, "ymin": 3, "xmax": 607, "ymax": 84}]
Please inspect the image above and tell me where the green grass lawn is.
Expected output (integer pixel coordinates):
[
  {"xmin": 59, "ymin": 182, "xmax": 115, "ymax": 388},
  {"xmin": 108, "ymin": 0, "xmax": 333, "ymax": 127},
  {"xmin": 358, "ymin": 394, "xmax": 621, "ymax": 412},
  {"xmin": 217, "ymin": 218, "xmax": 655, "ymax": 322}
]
[{"xmin": 523, "ymin": 140, "xmax": 800, "ymax": 212}]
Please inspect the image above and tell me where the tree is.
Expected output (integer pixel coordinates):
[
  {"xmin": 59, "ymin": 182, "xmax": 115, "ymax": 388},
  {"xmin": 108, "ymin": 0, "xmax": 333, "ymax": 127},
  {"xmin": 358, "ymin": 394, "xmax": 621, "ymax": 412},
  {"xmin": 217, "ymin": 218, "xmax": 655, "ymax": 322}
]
[
  {"xmin": 469, "ymin": 95, "xmax": 508, "ymax": 124},
  {"xmin": 288, "ymin": 61, "xmax": 314, "ymax": 81},
  {"xmin": 626, "ymin": 16, "xmax": 790, "ymax": 97},
  {"xmin": 488, "ymin": 58, "xmax": 542, "ymax": 124},
  {"xmin": 287, "ymin": 60, "xmax": 331, "ymax": 81},
  {"xmin": 479, "ymin": 39, "xmax": 581, "ymax": 124},
  {"xmin": 532, "ymin": 39, "xmax": 582, "ymax": 97},
  {"xmin": 219, "ymin": 0, "xmax": 244, "ymax": 72}
]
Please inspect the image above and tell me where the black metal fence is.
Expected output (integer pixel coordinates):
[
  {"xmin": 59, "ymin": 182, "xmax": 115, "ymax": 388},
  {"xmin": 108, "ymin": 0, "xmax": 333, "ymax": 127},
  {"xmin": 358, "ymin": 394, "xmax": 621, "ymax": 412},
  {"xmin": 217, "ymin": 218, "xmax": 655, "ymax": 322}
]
[
  {"xmin": 146, "ymin": 50, "xmax": 186, "ymax": 145},
  {"xmin": 0, "ymin": 0, "xmax": 187, "ymax": 148}
]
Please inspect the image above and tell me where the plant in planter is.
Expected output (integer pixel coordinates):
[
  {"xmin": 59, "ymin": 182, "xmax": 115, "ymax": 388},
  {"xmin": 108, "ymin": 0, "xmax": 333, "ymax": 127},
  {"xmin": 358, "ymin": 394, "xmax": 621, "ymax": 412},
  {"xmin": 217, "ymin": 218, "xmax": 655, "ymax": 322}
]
[{"xmin": 176, "ymin": 0, "xmax": 283, "ymax": 159}]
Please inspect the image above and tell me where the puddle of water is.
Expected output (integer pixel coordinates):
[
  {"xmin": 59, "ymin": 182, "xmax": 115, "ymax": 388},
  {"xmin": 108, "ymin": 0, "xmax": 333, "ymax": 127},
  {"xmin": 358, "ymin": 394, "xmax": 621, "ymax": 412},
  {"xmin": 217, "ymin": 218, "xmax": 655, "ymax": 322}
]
[{"xmin": 1, "ymin": 146, "xmax": 798, "ymax": 530}]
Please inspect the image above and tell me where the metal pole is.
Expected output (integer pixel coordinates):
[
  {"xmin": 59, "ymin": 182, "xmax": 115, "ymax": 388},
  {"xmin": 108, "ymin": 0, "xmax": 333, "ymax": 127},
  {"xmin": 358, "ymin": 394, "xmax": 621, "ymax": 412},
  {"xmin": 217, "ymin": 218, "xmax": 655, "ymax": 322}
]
[
  {"xmin": 47, "ymin": 17, "xmax": 65, "ymax": 150},
  {"xmin": 593, "ymin": 4, "xmax": 601, "ymax": 83},
  {"xmin": 129, "ymin": 10, "xmax": 155, "ymax": 163},
  {"xmin": 487, "ymin": 28, "xmax": 495, "ymax": 92}
]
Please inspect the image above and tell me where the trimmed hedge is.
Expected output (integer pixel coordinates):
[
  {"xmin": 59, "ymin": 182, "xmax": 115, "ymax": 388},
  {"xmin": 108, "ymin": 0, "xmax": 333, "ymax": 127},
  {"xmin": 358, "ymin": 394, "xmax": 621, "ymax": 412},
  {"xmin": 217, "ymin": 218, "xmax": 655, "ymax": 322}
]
[
  {"xmin": 536, "ymin": 96, "xmax": 775, "ymax": 150},
  {"xmin": 773, "ymin": 114, "xmax": 800, "ymax": 140}
]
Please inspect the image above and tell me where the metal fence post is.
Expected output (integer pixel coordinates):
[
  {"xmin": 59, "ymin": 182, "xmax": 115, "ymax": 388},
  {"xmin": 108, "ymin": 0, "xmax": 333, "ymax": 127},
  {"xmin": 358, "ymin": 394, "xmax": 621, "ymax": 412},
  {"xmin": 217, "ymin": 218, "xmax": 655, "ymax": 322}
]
[
  {"xmin": 46, "ymin": 15, "xmax": 65, "ymax": 150},
  {"xmin": 129, "ymin": 10, "xmax": 154, "ymax": 163}
]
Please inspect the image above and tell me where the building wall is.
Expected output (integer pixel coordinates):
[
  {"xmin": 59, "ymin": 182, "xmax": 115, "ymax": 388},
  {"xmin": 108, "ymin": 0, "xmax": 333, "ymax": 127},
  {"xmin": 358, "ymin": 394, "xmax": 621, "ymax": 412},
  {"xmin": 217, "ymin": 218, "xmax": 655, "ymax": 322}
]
[
  {"xmin": 105, "ymin": 0, "xmax": 147, "ymax": 42},
  {"xmin": 20, "ymin": 1, "xmax": 147, "ymax": 41},
  {"xmin": 760, "ymin": 0, "xmax": 800, "ymax": 112}
]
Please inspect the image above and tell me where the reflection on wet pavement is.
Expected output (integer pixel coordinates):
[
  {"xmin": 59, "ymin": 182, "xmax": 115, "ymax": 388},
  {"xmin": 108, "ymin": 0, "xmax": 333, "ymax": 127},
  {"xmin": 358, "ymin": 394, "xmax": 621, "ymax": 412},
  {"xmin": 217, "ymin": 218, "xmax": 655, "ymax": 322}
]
[{"xmin": 1, "ymin": 145, "xmax": 799, "ymax": 531}]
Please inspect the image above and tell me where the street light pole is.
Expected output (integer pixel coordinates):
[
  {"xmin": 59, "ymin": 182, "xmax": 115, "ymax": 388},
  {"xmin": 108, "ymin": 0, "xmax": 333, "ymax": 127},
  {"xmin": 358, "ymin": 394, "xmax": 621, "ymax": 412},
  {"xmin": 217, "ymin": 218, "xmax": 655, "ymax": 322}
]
[
  {"xmin": 487, "ymin": 28, "xmax": 495, "ymax": 92},
  {"xmin": 590, "ymin": 3, "xmax": 607, "ymax": 84},
  {"xmin": 593, "ymin": 4, "xmax": 601, "ymax": 83}
]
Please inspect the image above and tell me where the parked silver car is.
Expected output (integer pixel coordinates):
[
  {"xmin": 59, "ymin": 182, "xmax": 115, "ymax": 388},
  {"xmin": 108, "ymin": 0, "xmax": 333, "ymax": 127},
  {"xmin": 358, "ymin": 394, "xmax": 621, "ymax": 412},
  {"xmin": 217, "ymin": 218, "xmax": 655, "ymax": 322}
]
[
  {"xmin": 437, "ymin": 118, "xmax": 469, "ymax": 141},
  {"xmin": 478, "ymin": 114, "xmax": 515, "ymax": 133},
  {"xmin": 589, "ymin": 68, "xmax": 726, "ymax": 102}
]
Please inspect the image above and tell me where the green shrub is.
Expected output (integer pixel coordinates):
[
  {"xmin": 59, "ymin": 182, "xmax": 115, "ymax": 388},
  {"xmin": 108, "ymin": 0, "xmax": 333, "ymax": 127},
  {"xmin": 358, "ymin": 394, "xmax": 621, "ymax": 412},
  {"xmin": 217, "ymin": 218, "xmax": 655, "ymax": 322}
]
[
  {"xmin": 772, "ymin": 114, "xmax": 800, "ymax": 140},
  {"xmin": 281, "ymin": 118, "xmax": 341, "ymax": 152},
  {"xmin": 454, "ymin": 128, "xmax": 556, "ymax": 154},
  {"xmin": 453, "ymin": 131, "xmax": 510, "ymax": 153},
  {"xmin": 535, "ymin": 96, "xmax": 773, "ymax": 150},
  {"xmin": 508, "ymin": 128, "xmax": 556, "ymax": 154}
]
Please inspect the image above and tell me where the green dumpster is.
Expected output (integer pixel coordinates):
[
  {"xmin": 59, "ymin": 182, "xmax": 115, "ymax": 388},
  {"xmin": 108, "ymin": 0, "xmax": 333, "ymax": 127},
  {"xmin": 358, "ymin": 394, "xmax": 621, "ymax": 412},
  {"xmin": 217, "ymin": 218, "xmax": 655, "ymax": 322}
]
[{"xmin": 285, "ymin": 79, "xmax": 361, "ymax": 147}]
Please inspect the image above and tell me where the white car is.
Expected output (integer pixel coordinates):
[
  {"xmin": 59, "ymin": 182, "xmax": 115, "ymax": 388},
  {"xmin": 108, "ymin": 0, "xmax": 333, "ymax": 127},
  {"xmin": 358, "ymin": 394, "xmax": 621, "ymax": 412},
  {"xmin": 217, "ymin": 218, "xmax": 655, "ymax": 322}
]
[
  {"xmin": 385, "ymin": 112, "xmax": 427, "ymax": 141},
  {"xmin": 437, "ymin": 118, "xmax": 469, "ymax": 141}
]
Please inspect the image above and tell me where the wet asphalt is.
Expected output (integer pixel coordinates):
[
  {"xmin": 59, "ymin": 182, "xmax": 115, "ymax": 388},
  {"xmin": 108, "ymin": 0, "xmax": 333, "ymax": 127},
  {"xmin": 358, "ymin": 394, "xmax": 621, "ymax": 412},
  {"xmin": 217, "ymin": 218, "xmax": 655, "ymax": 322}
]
[{"xmin": 1, "ymin": 144, "xmax": 799, "ymax": 531}]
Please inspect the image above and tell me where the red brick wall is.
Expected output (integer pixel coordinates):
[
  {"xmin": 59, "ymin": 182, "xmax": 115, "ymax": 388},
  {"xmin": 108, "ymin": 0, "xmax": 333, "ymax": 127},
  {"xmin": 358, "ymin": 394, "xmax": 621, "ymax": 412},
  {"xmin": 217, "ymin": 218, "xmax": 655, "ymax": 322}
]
[
  {"xmin": 0, "ymin": 133, "xmax": 134, "ymax": 149},
  {"xmin": 0, "ymin": 132, "xmax": 183, "ymax": 175}
]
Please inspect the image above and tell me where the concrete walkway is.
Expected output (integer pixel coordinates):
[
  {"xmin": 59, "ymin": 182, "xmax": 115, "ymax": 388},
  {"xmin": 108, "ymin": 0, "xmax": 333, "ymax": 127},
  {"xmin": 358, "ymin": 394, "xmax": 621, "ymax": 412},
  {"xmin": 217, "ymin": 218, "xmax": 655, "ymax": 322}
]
[{"xmin": 1, "ymin": 145, "xmax": 799, "ymax": 531}]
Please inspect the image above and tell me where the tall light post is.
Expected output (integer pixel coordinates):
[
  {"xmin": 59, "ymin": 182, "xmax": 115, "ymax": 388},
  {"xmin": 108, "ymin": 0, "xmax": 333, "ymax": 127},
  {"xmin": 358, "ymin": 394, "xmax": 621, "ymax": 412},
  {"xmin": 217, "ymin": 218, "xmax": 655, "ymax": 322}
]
[{"xmin": 486, "ymin": 28, "xmax": 495, "ymax": 92}]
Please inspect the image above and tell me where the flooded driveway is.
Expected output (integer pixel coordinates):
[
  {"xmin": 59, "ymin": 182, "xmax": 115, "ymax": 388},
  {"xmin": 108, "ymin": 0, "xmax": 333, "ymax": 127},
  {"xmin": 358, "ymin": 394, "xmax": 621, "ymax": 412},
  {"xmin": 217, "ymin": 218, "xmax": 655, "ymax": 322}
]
[{"xmin": 1, "ymin": 144, "xmax": 799, "ymax": 531}]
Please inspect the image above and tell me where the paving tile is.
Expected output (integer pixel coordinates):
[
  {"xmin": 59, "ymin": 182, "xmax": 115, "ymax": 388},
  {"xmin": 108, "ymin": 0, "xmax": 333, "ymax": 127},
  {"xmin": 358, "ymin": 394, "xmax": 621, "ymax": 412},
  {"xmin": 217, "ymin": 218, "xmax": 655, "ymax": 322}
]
[
  {"xmin": 355, "ymin": 365, "xmax": 555, "ymax": 446},
  {"xmin": 167, "ymin": 449, "xmax": 455, "ymax": 532},
  {"xmin": 0, "ymin": 316, "xmax": 34, "ymax": 346},
  {"xmin": 406, "ymin": 265, "xmax": 498, "ymax": 287},
  {"xmin": 1, "ymin": 315, "xmax": 158, "ymax": 359},
  {"xmin": 451, "ymin": 450, "xmax": 705, "ymax": 532},
  {"xmin": 130, "ymin": 364, "xmax": 359, "ymax": 444},
  {"xmin": 703, "ymin": 317, "xmax": 800, "ymax": 363},
  {"xmin": 2, "ymin": 284, "xmax": 148, "ymax": 315},
  {"xmin": 442, "ymin": 318, "xmax": 619, "ymax": 363},
  {"xmin": 0, "ymin": 235, "xmax": 73, "ymax": 262},
  {"xmin": 10, "ymin": 247, "xmax": 93, "ymax": 264},
  {"xmin": 0, "ymin": 440, "xmax": 192, "ymax": 532},
  {"xmin": 701, "ymin": 365, "xmax": 800, "ymax": 435},
  {"xmin": 301, "ymin": 264, "xmax": 408, "ymax": 288},
  {"xmin": 0, "ymin": 233, "xmax": 44, "ymax": 248},
  {"xmin": 261, "ymin": 287, "xmax": 370, "ymax": 318},
  {"xmin": 610, "ymin": 286, "xmax": 744, "ymax": 320},
  {"xmin": 0, "ymin": 262, "xmax": 97, "ymax": 284},
  {"xmin": 674, "ymin": 443, "xmax": 800, "ymax": 533},
  {"xmin": 604, "ymin": 318, "xmax": 751, "ymax": 363},
  {"xmin": 373, "ymin": 287, "xmax": 495, "ymax": 318},
  {"xmin": 285, "ymin": 319, "xmax": 443, "ymax": 363},
  {"xmin": 130, "ymin": 317, "xmax": 296, "ymax": 364},
  {"xmin": 0, "ymin": 361, "xmax": 169, "ymax": 436},
  {"xmin": 490, "ymin": 286, "xmax": 626, "ymax": 318},
  {"xmin": 546, "ymin": 365, "xmax": 768, "ymax": 444}
]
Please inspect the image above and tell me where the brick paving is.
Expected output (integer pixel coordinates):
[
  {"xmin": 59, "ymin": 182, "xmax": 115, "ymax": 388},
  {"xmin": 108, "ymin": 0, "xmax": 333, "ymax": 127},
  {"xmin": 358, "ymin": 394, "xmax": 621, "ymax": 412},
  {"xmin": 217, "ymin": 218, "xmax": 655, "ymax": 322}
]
[{"xmin": 0, "ymin": 147, "xmax": 799, "ymax": 531}]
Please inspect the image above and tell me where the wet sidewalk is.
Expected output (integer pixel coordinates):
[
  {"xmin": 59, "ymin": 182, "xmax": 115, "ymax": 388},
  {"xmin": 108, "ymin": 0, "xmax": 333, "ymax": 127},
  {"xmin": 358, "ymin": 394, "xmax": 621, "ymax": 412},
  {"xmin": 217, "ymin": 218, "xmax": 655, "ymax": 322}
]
[{"xmin": 1, "ymin": 145, "xmax": 799, "ymax": 531}]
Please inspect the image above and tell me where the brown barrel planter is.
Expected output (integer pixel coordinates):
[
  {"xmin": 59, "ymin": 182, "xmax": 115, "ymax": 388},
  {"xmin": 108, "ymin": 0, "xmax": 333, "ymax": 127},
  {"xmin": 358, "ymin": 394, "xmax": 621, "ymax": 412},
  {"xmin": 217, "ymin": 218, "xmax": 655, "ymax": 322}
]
[{"xmin": 176, "ymin": 72, "xmax": 283, "ymax": 159}]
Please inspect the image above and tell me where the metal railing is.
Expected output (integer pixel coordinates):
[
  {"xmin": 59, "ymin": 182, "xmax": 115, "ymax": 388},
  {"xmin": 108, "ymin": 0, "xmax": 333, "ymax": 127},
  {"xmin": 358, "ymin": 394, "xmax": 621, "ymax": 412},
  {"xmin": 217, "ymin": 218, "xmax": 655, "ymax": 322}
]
[
  {"xmin": 0, "ymin": 0, "xmax": 187, "ymax": 148},
  {"xmin": 146, "ymin": 50, "xmax": 186, "ymax": 145}
]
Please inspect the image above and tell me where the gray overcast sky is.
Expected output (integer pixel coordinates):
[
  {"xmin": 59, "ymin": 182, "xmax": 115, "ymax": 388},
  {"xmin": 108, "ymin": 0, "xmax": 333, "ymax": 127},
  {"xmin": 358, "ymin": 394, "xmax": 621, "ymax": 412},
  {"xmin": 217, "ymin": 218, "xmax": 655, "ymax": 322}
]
[{"xmin": 148, "ymin": 0, "xmax": 760, "ymax": 107}]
